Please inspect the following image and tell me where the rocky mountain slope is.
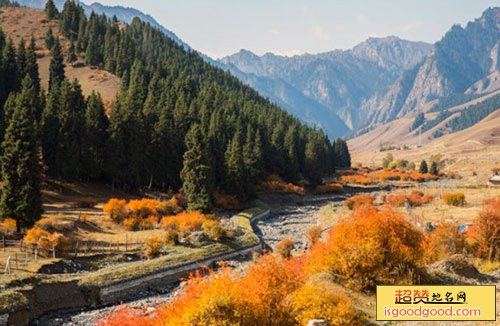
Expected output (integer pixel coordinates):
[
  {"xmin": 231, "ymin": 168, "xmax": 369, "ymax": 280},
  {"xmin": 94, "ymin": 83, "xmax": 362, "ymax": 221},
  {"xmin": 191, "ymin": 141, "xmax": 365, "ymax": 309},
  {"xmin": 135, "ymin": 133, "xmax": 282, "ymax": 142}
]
[
  {"xmin": 360, "ymin": 7, "xmax": 500, "ymax": 128},
  {"xmin": 220, "ymin": 37, "xmax": 431, "ymax": 136}
]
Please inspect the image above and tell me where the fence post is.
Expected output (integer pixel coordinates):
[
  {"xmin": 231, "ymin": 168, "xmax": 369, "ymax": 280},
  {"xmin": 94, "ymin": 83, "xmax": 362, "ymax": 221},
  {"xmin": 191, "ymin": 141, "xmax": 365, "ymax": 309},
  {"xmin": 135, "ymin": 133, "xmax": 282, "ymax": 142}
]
[
  {"xmin": 52, "ymin": 246, "xmax": 56, "ymax": 259},
  {"xmin": 5, "ymin": 256, "xmax": 11, "ymax": 274},
  {"xmin": 34, "ymin": 249, "xmax": 38, "ymax": 263},
  {"xmin": 15, "ymin": 253, "xmax": 18, "ymax": 269},
  {"xmin": 25, "ymin": 251, "xmax": 28, "ymax": 266},
  {"xmin": 125, "ymin": 233, "xmax": 128, "ymax": 253}
]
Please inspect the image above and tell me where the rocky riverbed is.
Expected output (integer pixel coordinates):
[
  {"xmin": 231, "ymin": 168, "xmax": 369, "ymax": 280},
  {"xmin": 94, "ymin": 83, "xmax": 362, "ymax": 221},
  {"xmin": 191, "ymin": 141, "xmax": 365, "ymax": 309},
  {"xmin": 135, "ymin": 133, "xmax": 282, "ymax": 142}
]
[{"xmin": 34, "ymin": 193, "xmax": 349, "ymax": 326}]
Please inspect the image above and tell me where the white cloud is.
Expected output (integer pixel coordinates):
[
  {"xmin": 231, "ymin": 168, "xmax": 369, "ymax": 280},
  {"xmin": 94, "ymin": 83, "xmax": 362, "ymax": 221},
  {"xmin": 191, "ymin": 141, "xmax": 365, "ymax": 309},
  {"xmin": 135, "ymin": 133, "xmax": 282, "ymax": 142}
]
[
  {"xmin": 400, "ymin": 22, "xmax": 423, "ymax": 33},
  {"xmin": 311, "ymin": 25, "xmax": 330, "ymax": 41}
]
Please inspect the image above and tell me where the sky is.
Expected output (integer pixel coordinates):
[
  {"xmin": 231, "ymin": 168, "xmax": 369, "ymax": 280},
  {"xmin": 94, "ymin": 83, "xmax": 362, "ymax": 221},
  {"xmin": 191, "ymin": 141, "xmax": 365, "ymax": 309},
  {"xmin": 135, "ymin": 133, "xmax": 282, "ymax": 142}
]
[{"xmin": 87, "ymin": 0, "xmax": 500, "ymax": 59}]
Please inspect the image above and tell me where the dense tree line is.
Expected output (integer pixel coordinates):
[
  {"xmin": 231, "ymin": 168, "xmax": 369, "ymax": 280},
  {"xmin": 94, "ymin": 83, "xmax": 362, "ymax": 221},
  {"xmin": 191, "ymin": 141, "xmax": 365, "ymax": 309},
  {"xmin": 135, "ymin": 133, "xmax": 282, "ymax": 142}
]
[
  {"xmin": 0, "ymin": 0, "xmax": 349, "ymax": 226},
  {"xmin": 0, "ymin": 0, "xmax": 19, "ymax": 7},
  {"xmin": 447, "ymin": 93, "xmax": 500, "ymax": 132}
]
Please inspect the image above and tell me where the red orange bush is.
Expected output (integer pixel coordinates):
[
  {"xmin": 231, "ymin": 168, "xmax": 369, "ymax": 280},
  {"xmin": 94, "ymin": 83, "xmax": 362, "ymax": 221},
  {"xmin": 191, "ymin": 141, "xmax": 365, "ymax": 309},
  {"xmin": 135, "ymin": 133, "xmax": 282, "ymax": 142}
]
[
  {"xmin": 24, "ymin": 227, "xmax": 71, "ymax": 256},
  {"xmin": 344, "ymin": 194, "xmax": 375, "ymax": 210},
  {"xmin": 275, "ymin": 237, "xmax": 296, "ymax": 259},
  {"xmin": 161, "ymin": 211, "xmax": 214, "ymax": 234},
  {"xmin": 422, "ymin": 223, "xmax": 467, "ymax": 264},
  {"xmin": 469, "ymin": 197, "xmax": 500, "ymax": 261},
  {"xmin": 315, "ymin": 183, "xmax": 343, "ymax": 194},
  {"xmin": 386, "ymin": 194, "xmax": 406, "ymax": 207},
  {"xmin": 259, "ymin": 181, "xmax": 305, "ymax": 196},
  {"xmin": 307, "ymin": 205, "xmax": 424, "ymax": 289}
]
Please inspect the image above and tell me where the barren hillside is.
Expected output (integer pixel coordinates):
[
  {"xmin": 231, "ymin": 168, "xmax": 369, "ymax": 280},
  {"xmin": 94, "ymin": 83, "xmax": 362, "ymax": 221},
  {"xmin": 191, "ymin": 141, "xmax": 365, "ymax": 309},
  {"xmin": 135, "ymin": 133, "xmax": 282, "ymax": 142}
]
[{"xmin": 0, "ymin": 6, "xmax": 120, "ymax": 105}]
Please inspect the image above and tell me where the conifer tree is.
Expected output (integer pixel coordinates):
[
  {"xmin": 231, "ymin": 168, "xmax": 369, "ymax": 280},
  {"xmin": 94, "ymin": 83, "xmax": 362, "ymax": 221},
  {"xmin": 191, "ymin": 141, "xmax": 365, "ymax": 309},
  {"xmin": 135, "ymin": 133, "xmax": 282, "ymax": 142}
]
[
  {"xmin": 48, "ymin": 39, "xmax": 65, "ymax": 90},
  {"xmin": 83, "ymin": 91, "xmax": 108, "ymax": 179},
  {"xmin": 419, "ymin": 160, "xmax": 428, "ymax": 174},
  {"xmin": 181, "ymin": 124, "xmax": 213, "ymax": 213},
  {"xmin": 45, "ymin": 0, "xmax": 59, "ymax": 20},
  {"xmin": 0, "ymin": 76, "xmax": 42, "ymax": 231},
  {"xmin": 430, "ymin": 161, "xmax": 439, "ymax": 176},
  {"xmin": 334, "ymin": 138, "xmax": 351, "ymax": 168},
  {"xmin": 26, "ymin": 36, "xmax": 40, "ymax": 94},
  {"xmin": 66, "ymin": 40, "xmax": 77, "ymax": 63},
  {"xmin": 42, "ymin": 85, "xmax": 60, "ymax": 177},
  {"xmin": 2, "ymin": 38, "xmax": 19, "ymax": 97},
  {"xmin": 16, "ymin": 38, "xmax": 26, "ymax": 78},
  {"xmin": 85, "ymin": 37, "xmax": 99, "ymax": 66},
  {"xmin": 45, "ymin": 27, "xmax": 55, "ymax": 50},
  {"xmin": 225, "ymin": 128, "xmax": 246, "ymax": 199}
]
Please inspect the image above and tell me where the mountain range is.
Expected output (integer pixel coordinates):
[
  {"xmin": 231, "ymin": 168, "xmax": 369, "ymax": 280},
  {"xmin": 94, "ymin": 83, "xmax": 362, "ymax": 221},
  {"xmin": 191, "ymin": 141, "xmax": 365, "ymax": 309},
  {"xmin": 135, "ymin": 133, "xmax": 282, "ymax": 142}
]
[
  {"xmin": 14, "ymin": 1, "xmax": 500, "ymax": 142},
  {"xmin": 220, "ymin": 37, "xmax": 431, "ymax": 136}
]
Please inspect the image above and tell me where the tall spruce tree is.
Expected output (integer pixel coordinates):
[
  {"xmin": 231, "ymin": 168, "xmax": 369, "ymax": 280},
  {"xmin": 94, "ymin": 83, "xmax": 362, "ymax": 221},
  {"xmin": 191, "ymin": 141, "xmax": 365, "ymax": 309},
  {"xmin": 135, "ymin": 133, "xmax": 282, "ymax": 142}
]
[
  {"xmin": 181, "ymin": 124, "xmax": 213, "ymax": 212},
  {"xmin": 26, "ymin": 36, "xmax": 40, "ymax": 94},
  {"xmin": 48, "ymin": 39, "xmax": 65, "ymax": 90},
  {"xmin": 42, "ymin": 85, "xmax": 60, "ymax": 178},
  {"xmin": 2, "ymin": 38, "xmax": 19, "ymax": 97},
  {"xmin": 0, "ymin": 76, "xmax": 42, "ymax": 231},
  {"xmin": 66, "ymin": 40, "xmax": 77, "ymax": 63},
  {"xmin": 83, "ymin": 91, "xmax": 108, "ymax": 179},
  {"xmin": 334, "ymin": 138, "xmax": 351, "ymax": 168},
  {"xmin": 225, "ymin": 127, "xmax": 246, "ymax": 199},
  {"xmin": 419, "ymin": 160, "xmax": 429, "ymax": 174},
  {"xmin": 430, "ymin": 161, "xmax": 439, "ymax": 176},
  {"xmin": 45, "ymin": 0, "xmax": 59, "ymax": 20},
  {"xmin": 45, "ymin": 27, "xmax": 56, "ymax": 50}
]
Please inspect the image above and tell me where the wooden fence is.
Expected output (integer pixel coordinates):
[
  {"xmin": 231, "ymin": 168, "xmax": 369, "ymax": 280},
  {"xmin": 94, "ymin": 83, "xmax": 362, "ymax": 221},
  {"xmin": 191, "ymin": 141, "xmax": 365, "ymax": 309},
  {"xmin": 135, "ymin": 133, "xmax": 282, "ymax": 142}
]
[{"xmin": 1, "ymin": 236, "xmax": 144, "ymax": 275}]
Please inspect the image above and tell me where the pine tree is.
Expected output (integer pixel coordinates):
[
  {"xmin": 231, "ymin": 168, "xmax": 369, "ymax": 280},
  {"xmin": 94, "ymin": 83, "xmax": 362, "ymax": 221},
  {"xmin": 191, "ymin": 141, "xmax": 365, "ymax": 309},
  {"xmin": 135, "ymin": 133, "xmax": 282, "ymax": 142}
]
[
  {"xmin": 181, "ymin": 124, "xmax": 213, "ymax": 213},
  {"xmin": 334, "ymin": 138, "xmax": 351, "ymax": 168},
  {"xmin": 85, "ymin": 37, "xmax": 99, "ymax": 66},
  {"xmin": 225, "ymin": 127, "xmax": 246, "ymax": 199},
  {"xmin": 16, "ymin": 38, "xmax": 26, "ymax": 78},
  {"xmin": 42, "ymin": 85, "xmax": 60, "ymax": 178},
  {"xmin": 2, "ymin": 38, "xmax": 19, "ymax": 97},
  {"xmin": 26, "ymin": 35, "xmax": 40, "ymax": 94},
  {"xmin": 83, "ymin": 91, "xmax": 108, "ymax": 179},
  {"xmin": 430, "ymin": 161, "xmax": 439, "ymax": 176},
  {"xmin": 45, "ymin": 27, "xmax": 56, "ymax": 50},
  {"xmin": 45, "ymin": 0, "xmax": 59, "ymax": 20},
  {"xmin": 419, "ymin": 160, "xmax": 428, "ymax": 174},
  {"xmin": 66, "ymin": 40, "xmax": 77, "ymax": 63},
  {"xmin": 48, "ymin": 39, "xmax": 65, "ymax": 90},
  {"xmin": 0, "ymin": 76, "xmax": 42, "ymax": 231}
]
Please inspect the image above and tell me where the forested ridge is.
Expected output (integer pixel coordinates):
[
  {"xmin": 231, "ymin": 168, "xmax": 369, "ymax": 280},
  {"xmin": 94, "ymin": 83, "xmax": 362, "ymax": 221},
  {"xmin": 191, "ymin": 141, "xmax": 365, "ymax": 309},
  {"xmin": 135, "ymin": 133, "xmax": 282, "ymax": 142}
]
[{"xmin": 0, "ymin": 0, "xmax": 348, "ymax": 228}]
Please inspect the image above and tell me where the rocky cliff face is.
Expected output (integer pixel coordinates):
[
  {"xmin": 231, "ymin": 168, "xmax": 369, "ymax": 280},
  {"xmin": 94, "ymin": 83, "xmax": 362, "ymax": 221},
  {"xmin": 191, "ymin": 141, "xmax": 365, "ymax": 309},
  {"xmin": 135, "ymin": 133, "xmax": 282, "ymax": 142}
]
[
  {"xmin": 221, "ymin": 37, "xmax": 431, "ymax": 135},
  {"xmin": 361, "ymin": 7, "xmax": 500, "ymax": 129}
]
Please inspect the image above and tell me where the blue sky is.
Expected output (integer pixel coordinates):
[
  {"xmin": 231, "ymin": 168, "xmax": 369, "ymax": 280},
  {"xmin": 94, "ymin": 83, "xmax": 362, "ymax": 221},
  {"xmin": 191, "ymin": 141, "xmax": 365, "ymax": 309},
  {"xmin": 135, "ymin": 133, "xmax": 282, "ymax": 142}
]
[{"xmin": 89, "ymin": 0, "xmax": 500, "ymax": 59}]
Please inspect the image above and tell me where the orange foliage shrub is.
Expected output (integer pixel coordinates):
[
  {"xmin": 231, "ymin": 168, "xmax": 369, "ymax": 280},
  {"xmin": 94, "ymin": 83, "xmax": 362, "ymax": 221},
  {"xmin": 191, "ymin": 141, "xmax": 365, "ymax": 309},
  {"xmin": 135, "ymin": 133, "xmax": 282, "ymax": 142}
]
[
  {"xmin": 386, "ymin": 194, "xmax": 406, "ymax": 207},
  {"xmin": 144, "ymin": 237, "xmax": 164, "ymax": 259},
  {"xmin": 99, "ymin": 253, "xmax": 363, "ymax": 326},
  {"xmin": 164, "ymin": 229, "xmax": 179, "ymax": 246},
  {"xmin": 259, "ymin": 181, "xmax": 305, "ymax": 196},
  {"xmin": 290, "ymin": 284, "xmax": 363, "ymax": 326},
  {"xmin": 443, "ymin": 193, "xmax": 466, "ymax": 207},
  {"xmin": 423, "ymin": 194, "xmax": 434, "ymax": 204},
  {"xmin": 341, "ymin": 169, "xmax": 439, "ymax": 185},
  {"xmin": 422, "ymin": 223, "xmax": 467, "ymax": 264},
  {"xmin": 202, "ymin": 220, "xmax": 227, "ymax": 241},
  {"xmin": 24, "ymin": 227, "xmax": 71, "ymax": 255},
  {"xmin": 161, "ymin": 211, "xmax": 214, "ymax": 233},
  {"xmin": 307, "ymin": 226, "xmax": 323, "ymax": 245},
  {"xmin": 103, "ymin": 199, "xmax": 128, "ymax": 221},
  {"xmin": 407, "ymin": 191, "xmax": 424, "ymax": 207},
  {"xmin": 344, "ymin": 194, "xmax": 375, "ymax": 210},
  {"xmin": 127, "ymin": 199, "xmax": 166, "ymax": 218},
  {"xmin": 470, "ymin": 197, "xmax": 500, "ymax": 261},
  {"xmin": 340, "ymin": 174, "xmax": 375, "ymax": 185},
  {"xmin": 213, "ymin": 192, "xmax": 241, "ymax": 210},
  {"xmin": 2, "ymin": 218, "xmax": 16, "ymax": 228},
  {"xmin": 275, "ymin": 237, "xmax": 296, "ymax": 259},
  {"xmin": 97, "ymin": 307, "xmax": 156, "ymax": 326},
  {"xmin": 315, "ymin": 183, "xmax": 344, "ymax": 194},
  {"xmin": 123, "ymin": 217, "xmax": 141, "ymax": 231},
  {"xmin": 307, "ymin": 205, "xmax": 424, "ymax": 289}
]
